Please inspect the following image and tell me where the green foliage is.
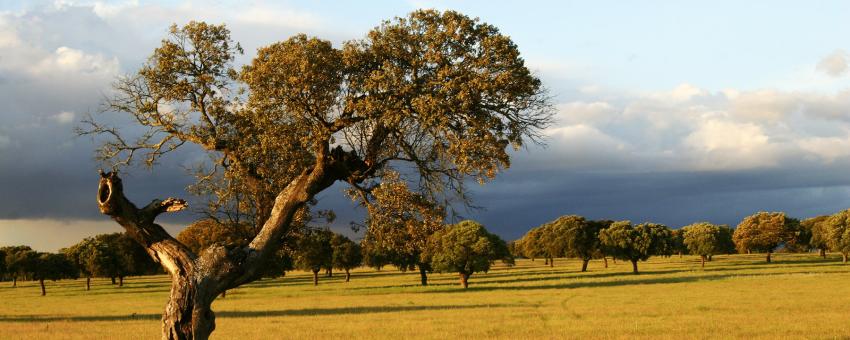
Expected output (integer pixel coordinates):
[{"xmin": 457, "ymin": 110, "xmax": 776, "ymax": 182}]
[
  {"xmin": 733, "ymin": 212, "xmax": 798, "ymax": 255},
  {"xmin": 424, "ymin": 220, "xmax": 512, "ymax": 287},
  {"xmin": 715, "ymin": 225, "xmax": 737, "ymax": 255},
  {"xmin": 682, "ymin": 222, "xmax": 722, "ymax": 263},
  {"xmin": 598, "ymin": 221, "xmax": 671, "ymax": 273},
  {"xmin": 804, "ymin": 215, "xmax": 831, "ymax": 253},
  {"xmin": 2, "ymin": 246, "xmax": 36, "ymax": 282},
  {"xmin": 824, "ymin": 209, "xmax": 850, "ymax": 260},
  {"xmin": 295, "ymin": 229, "xmax": 334, "ymax": 274},
  {"xmin": 31, "ymin": 253, "xmax": 77, "ymax": 282},
  {"xmin": 558, "ymin": 215, "xmax": 601, "ymax": 261},
  {"xmin": 331, "ymin": 234, "xmax": 363, "ymax": 271},
  {"xmin": 63, "ymin": 233, "xmax": 159, "ymax": 282}
]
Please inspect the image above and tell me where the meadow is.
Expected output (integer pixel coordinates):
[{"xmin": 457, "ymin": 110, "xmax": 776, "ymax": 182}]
[{"xmin": 1, "ymin": 253, "xmax": 849, "ymax": 339}]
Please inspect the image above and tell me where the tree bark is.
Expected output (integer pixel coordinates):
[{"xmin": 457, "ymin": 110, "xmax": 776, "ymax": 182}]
[
  {"xmin": 312, "ymin": 270, "xmax": 319, "ymax": 286},
  {"xmin": 345, "ymin": 269, "xmax": 350, "ymax": 283},
  {"xmin": 581, "ymin": 259, "xmax": 589, "ymax": 272},
  {"xmin": 766, "ymin": 251, "xmax": 772, "ymax": 263},
  {"xmin": 86, "ymin": 277, "xmax": 91, "ymax": 291},
  {"xmin": 417, "ymin": 264, "xmax": 428, "ymax": 286},
  {"xmin": 630, "ymin": 259, "xmax": 639, "ymax": 274},
  {"xmin": 603, "ymin": 257, "xmax": 608, "ymax": 268},
  {"xmin": 95, "ymin": 156, "xmax": 341, "ymax": 339},
  {"xmin": 40, "ymin": 279, "xmax": 46, "ymax": 296},
  {"xmin": 700, "ymin": 255, "xmax": 706, "ymax": 268},
  {"xmin": 119, "ymin": 276, "xmax": 124, "ymax": 287},
  {"xmin": 708, "ymin": 255, "xmax": 713, "ymax": 262},
  {"xmin": 843, "ymin": 253, "xmax": 848, "ymax": 263},
  {"xmin": 549, "ymin": 257, "xmax": 554, "ymax": 268},
  {"xmin": 459, "ymin": 272, "xmax": 470, "ymax": 288}
]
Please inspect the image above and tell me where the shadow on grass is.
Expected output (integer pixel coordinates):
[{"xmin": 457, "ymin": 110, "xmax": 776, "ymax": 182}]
[
  {"xmin": 0, "ymin": 304, "xmax": 518, "ymax": 323},
  {"xmin": 424, "ymin": 270, "xmax": 845, "ymax": 294}
]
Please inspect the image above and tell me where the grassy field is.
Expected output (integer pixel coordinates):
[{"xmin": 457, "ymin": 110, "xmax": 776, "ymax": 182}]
[{"xmin": 1, "ymin": 253, "xmax": 849, "ymax": 339}]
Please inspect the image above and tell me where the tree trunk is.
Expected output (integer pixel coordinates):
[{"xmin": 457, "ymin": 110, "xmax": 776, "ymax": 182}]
[
  {"xmin": 820, "ymin": 248, "xmax": 826, "ymax": 258},
  {"xmin": 603, "ymin": 257, "xmax": 608, "ymax": 268},
  {"xmin": 220, "ymin": 290, "xmax": 226, "ymax": 298},
  {"xmin": 417, "ymin": 264, "xmax": 428, "ymax": 286},
  {"xmin": 86, "ymin": 277, "xmax": 91, "ymax": 291},
  {"xmin": 312, "ymin": 270, "xmax": 319, "ymax": 286},
  {"xmin": 766, "ymin": 251, "xmax": 771, "ymax": 263},
  {"xmin": 119, "ymin": 276, "xmax": 124, "ymax": 287},
  {"xmin": 700, "ymin": 255, "xmax": 706, "ymax": 268},
  {"xmin": 326, "ymin": 268, "xmax": 332, "ymax": 277},
  {"xmin": 843, "ymin": 253, "xmax": 848, "ymax": 263},
  {"xmin": 544, "ymin": 258, "xmax": 548, "ymax": 265},
  {"xmin": 12, "ymin": 277, "xmax": 16, "ymax": 287},
  {"xmin": 345, "ymin": 269, "xmax": 350, "ymax": 283},
  {"xmin": 679, "ymin": 251, "xmax": 683, "ymax": 258},
  {"xmin": 459, "ymin": 272, "xmax": 470, "ymax": 288},
  {"xmin": 549, "ymin": 257, "xmax": 554, "ymax": 268},
  {"xmin": 162, "ymin": 275, "xmax": 216, "ymax": 340},
  {"xmin": 111, "ymin": 277, "xmax": 116, "ymax": 285},
  {"xmin": 708, "ymin": 255, "xmax": 713, "ymax": 262},
  {"xmin": 581, "ymin": 259, "xmax": 589, "ymax": 272},
  {"xmin": 612, "ymin": 258, "xmax": 617, "ymax": 264},
  {"xmin": 631, "ymin": 259, "xmax": 639, "ymax": 274},
  {"xmin": 40, "ymin": 279, "xmax": 46, "ymax": 296}
]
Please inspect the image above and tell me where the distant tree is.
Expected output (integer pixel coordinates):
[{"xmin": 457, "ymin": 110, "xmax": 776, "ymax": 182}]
[
  {"xmin": 824, "ymin": 210, "xmax": 850, "ymax": 263},
  {"xmin": 0, "ymin": 248, "xmax": 6, "ymax": 281},
  {"xmin": 360, "ymin": 174, "xmax": 445, "ymax": 285},
  {"xmin": 539, "ymin": 220, "xmax": 570, "ymax": 267},
  {"xmin": 176, "ymin": 219, "xmax": 256, "ymax": 254},
  {"xmin": 715, "ymin": 225, "xmax": 737, "ymax": 255},
  {"xmin": 682, "ymin": 222, "xmax": 721, "ymax": 267},
  {"xmin": 63, "ymin": 238, "xmax": 100, "ymax": 290},
  {"xmin": 670, "ymin": 229, "xmax": 686, "ymax": 257},
  {"xmin": 598, "ymin": 221, "xmax": 670, "ymax": 274},
  {"xmin": 733, "ymin": 212, "xmax": 798, "ymax": 263},
  {"xmin": 295, "ymin": 228, "xmax": 334, "ymax": 285},
  {"xmin": 331, "ymin": 234, "xmax": 363, "ymax": 282},
  {"xmin": 360, "ymin": 234, "xmax": 390, "ymax": 271},
  {"xmin": 556, "ymin": 215, "xmax": 602, "ymax": 272},
  {"xmin": 31, "ymin": 253, "xmax": 77, "ymax": 296},
  {"xmin": 804, "ymin": 216, "xmax": 831, "ymax": 258},
  {"xmin": 520, "ymin": 226, "xmax": 546, "ymax": 263},
  {"xmin": 98, "ymin": 233, "xmax": 160, "ymax": 286},
  {"xmin": 3, "ymin": 246, "xmax": 35, "ymax": 287},
  {"xmin": 424, "ymin": 220, "xmax": 513, "ymax": 288}
]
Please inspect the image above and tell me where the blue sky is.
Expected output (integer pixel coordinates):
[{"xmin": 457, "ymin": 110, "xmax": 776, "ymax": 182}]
[{"xmin": 2, "ymin": 1, "xmax": 850, "ymax": 250}]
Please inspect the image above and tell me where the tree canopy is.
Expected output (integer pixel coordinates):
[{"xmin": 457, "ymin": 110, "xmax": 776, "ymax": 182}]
[
  {"xmin": 733, "ymin": 212, "xmax": 798, "ymax": 262},
  {"xmin": 598, "ymin": 221, "xmax": 671, "ymax": 274},
  {"xmin": 824, "ymin": 209, "xmax": 850, "ymax": 263},
  {"xmin": 682, "ymin": 222, "xmax": 722, "ymax": 267},
  {"xmin": 425, "ymin": 220, "xmax": 512, "ymax": 288}
]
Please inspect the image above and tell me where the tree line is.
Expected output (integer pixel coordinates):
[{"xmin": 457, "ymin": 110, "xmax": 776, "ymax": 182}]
[{"xmin": 513, "ymin": 209, "xmax": 850, "ymax": 273}]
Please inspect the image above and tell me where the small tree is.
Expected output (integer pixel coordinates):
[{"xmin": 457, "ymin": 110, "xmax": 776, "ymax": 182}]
[
  {"xmin": 295, "ymin": 228, "xmax": 333, "ymax": 285},
  {"xmin": 31, "ymin": 253, "xmax": 77, "ymax": 296},
  {"xmin": 804, "ymin": 216, "xmax": 831, "ymax": 258},
  {"xmin": 715, "ymin": 225, "xmax": 737, "ymax": 255},
  {"xmin": 824, "ymin": 210, "xmax": 850, "ymax": 263},
  {"xmin": 670, "ymin": 229, "xmax": 686, "ymax": 257},
  {"xmin": 598, "ymin": 221, "xmax": 669, "ymax": 274},
  {"xmin": 733, "ymin": 212, "xmax": 798, "ymax": 263},
  {"xmin": 331, "ymin": 234, "xmax": 363, "ymax": 282},
  {"xmin": 2, "ymin": 246, "xmax": 35, "ymax": 287},
  {"xmin": 425, "ymin": 220, "xmax": 513, "ymax": 288},
  {"xmin": 557, "ymin": 215, "xmax": 602, "ymax": 272},
  {"xmin": 360, "ymin": 235, "xmax": 390, "ymax": 271},
  {"xmin": 0, "ymin": 248, "xmax": 6, "ymax": 282},
  {"xmin": 360, "ymin": 174, "xmax": 445, "ymax": 285},
  {"xmin": 682, "ymin": 222, "xmax": 721, "ymax": 267},
  {"xmin": 520, "ymin": 226, "xmax": 546, "ymax": 262}
]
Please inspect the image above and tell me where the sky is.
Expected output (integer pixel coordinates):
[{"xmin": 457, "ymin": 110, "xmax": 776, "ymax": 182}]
[{"xmin": 3, "ymin": 0, "xmax": 850, "ymax": 251}]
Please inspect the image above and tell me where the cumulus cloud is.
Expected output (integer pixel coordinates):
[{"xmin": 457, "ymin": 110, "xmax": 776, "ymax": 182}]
[{"xmin": 817, "ymin": 50, "xmax": 849, "ymax": 77}]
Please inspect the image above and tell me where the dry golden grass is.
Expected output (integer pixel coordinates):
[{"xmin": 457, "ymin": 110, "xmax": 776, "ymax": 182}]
[{"xmin": 1, "ymin": 253, "xmax": 849, "ymax": 339}]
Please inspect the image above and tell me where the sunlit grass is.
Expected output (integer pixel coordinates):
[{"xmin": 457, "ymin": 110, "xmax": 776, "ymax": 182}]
[{"xmin": 1, "ymin": 253, "xmax": 849, "ymax": 339}]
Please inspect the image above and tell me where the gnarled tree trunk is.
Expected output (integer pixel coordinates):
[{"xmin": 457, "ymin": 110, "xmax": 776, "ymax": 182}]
[{"xmin": 95, "ymin": 167, "xmax": 339, "ymax": 340}]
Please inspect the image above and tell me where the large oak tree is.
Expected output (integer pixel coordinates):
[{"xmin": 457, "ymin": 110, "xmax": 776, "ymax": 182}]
[{"xmin": 81, "ymin": 10, "xmax": 550, "ymax": 339}]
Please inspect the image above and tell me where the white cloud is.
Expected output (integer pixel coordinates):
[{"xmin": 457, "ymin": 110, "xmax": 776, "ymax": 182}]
[
  {"xmin": 683, "ymin": 119, "xmax": 778, "ymax": 170},
  {"xmin": 817, "ymin": 50, "xmax": 849, "ymax": 77},
  {"xmin": 798, "ymin": 134, "xmax": 850, "ymax": 162},
  {"xmin": 50, "ymin": 111, "xmax": 75, "ymax": 124},
  {"xmin": 32, "ymin": 46, "xmax": 119, "ymax": 75}
]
